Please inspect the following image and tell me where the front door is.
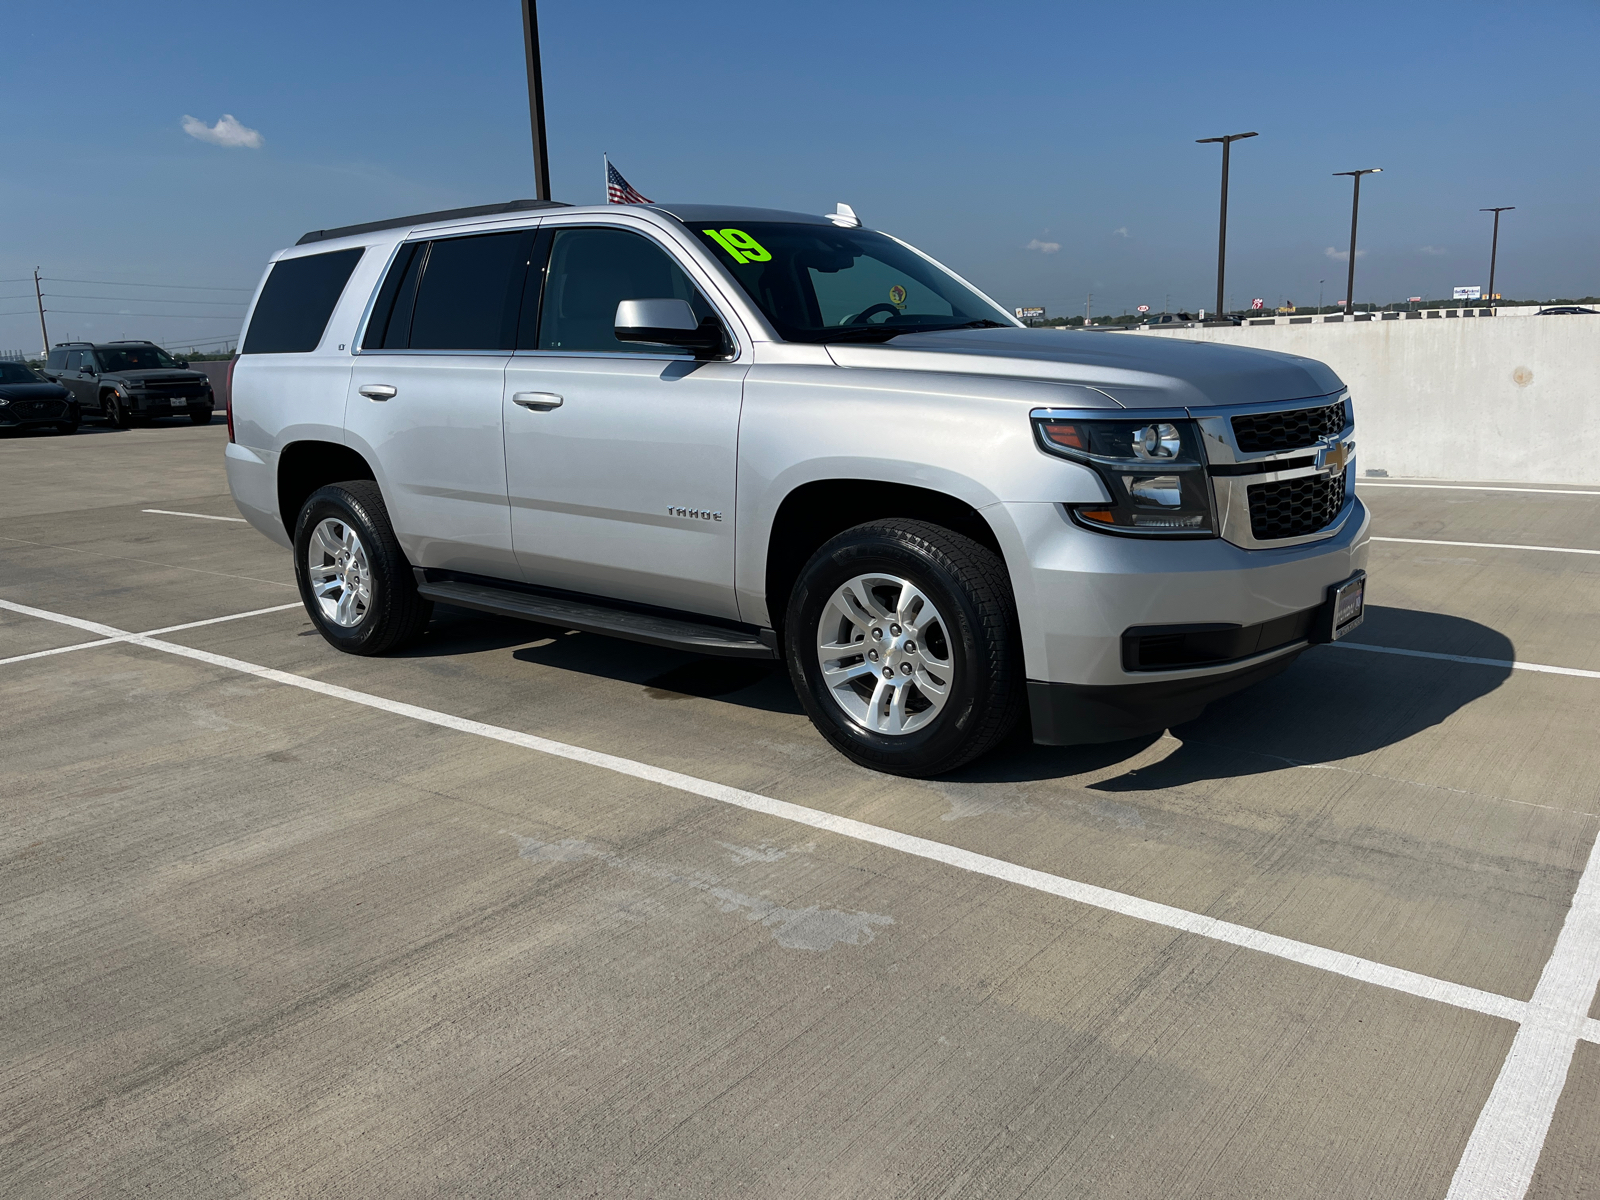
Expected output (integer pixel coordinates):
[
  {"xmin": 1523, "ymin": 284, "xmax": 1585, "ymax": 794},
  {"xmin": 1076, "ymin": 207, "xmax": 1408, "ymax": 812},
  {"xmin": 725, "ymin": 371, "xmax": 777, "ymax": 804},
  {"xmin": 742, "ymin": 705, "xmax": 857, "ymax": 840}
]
[
  {"xmin": 343, "ymin": 228, "xmax": 536, "ymax": 579},
  {"xmin": 503, "ymin": 225, "xmax": 747, "ymax": 620}
]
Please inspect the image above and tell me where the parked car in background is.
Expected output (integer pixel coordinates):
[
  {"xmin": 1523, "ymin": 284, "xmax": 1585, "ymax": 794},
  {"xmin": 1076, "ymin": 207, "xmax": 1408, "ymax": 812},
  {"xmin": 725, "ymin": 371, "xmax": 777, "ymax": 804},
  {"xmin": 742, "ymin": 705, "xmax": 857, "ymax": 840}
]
[
  {"xmin": 42, "ymin": 341, "xmax": 215, "ymax": 428},
  {"xmin": 1536, "ymin": 306, "xmax": 1598, "ymax": 316},
  {"xmin": 0, "ymin": 361, "xmax": 77, "ymax": 435}
]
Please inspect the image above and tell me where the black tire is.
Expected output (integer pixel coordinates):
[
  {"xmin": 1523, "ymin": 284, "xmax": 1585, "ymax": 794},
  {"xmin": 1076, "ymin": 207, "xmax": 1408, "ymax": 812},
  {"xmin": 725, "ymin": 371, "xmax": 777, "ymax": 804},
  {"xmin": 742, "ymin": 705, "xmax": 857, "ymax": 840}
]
[
  {"xmin": 293, "ymin": 481, "xmax": 433, "ymax": 656},
  {"xmin": 785, "ymin": 520, "xmax": 1023, "ymax": 777},
  {"xmin": 104, "ymin": 393, "xmax": 130, "ymax": 429},
  {"xmin": 189, "ymin": 407, "xmax": 213, "ymax": 424},
  {"xmin": 54, "ymin": 419, "xmax": 80, "ymax": 435}
]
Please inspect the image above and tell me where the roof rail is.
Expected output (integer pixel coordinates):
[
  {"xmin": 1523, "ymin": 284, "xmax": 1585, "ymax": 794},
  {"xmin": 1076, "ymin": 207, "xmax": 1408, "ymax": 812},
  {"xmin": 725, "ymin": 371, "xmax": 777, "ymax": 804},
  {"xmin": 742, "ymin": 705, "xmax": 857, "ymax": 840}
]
[{"xmin": 296, "ymin": 198, "xmax": 571, "ymax": 246}]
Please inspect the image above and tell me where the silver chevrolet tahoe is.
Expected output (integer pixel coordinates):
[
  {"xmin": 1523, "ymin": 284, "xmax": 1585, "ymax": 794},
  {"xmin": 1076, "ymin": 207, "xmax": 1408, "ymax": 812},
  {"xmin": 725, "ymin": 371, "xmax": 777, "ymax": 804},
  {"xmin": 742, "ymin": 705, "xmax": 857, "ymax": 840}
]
[{"xmin": 225, "ymin": 198, "xmax": 1368, "ymax": 776}]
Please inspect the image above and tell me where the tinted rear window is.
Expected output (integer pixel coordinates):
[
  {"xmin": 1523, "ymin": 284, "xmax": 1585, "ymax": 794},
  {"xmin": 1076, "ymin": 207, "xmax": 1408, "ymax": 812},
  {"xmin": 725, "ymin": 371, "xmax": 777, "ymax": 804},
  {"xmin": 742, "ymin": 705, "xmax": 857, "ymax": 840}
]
[
  {"xmin": 46, "ymin": 349, "xmax": 67, "ymax": 370},
  {"xmin": 407, "ymin": 232, "xmax": 533, "ymax": 351},
  {"xmin": 242, "ymin": 247, "xmax": 365, "ymax": 354}
]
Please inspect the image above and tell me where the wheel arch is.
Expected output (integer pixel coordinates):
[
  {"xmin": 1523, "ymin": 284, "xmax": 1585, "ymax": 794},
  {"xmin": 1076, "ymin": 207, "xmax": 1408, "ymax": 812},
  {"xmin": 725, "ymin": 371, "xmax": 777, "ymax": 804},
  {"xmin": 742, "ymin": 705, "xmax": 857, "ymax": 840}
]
[
  {"xmin": 277, "ymin": 440, "xmax": 377, "ymax": 539},
  {"xmin": 763, "ymin": 479, "xmax": 1005, "ymax": 635}
]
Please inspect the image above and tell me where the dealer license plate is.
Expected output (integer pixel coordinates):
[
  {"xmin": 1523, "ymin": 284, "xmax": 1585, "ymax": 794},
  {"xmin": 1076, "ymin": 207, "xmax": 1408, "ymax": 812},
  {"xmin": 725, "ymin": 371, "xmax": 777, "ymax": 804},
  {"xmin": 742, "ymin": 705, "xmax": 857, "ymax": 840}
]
[{"xmin": 1330, "ymin": 574, "xmax": 1365, "ymax": 640}]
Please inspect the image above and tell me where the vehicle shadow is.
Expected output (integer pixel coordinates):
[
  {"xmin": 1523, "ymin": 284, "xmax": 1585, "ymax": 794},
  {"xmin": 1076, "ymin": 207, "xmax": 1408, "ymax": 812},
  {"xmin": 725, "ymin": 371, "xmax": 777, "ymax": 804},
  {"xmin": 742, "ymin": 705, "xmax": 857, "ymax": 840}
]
[
  {"xmin": 392, "ymin": 604, "xmax": 804, "ymax": 715},
  {"xmin": 946, "ymin": 606, "xmax": 1515, "ymax": 788}
]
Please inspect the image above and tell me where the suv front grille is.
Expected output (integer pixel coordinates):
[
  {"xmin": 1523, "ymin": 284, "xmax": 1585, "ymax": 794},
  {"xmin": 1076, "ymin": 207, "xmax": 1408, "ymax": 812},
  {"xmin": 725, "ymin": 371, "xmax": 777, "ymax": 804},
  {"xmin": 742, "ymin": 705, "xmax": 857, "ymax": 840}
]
[
  {"xmin": 1232, "ymin": 401, "xmax": 1346, "ymax": 452},
  {"xmin": 1248, "ymin": 470, "xmax": 1347, "ymax": 540}
]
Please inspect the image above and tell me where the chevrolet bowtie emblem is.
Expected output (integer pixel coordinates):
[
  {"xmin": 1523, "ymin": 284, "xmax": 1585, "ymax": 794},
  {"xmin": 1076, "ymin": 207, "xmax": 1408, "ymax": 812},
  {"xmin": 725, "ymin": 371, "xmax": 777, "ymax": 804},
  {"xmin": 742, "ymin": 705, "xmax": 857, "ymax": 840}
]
[{"xmin": 1316, "ymin": 438, "xmax": 1354, "ymax": 475}]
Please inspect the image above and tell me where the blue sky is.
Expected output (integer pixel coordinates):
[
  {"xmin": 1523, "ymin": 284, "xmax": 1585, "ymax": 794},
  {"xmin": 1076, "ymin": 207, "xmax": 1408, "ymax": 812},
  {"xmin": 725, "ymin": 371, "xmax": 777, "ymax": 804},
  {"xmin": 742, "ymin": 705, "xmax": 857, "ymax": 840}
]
[{"xmin": 2, "ymin": 1, "xmax": 1596, "ymax": 352}]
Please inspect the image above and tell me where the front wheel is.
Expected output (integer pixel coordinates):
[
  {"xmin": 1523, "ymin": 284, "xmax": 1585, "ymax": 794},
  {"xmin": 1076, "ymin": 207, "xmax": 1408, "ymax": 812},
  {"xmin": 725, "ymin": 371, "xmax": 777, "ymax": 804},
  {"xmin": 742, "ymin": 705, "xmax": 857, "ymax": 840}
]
[
  {"xmin": 294, "ymin": 481, "xmax": 433, "ymax": 655},
  {"xmin": 104, "ymin": 393, "xmax": 131, "ymax": 429},
  {"xmin": 785, "ymin": 520, "xmax": 1023, "ymax": 777}
]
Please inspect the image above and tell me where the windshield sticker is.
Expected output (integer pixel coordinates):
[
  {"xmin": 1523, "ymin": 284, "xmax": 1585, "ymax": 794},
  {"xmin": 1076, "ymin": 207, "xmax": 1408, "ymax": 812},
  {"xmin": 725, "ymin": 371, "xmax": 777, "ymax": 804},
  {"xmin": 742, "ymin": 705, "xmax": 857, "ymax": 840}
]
[
  {"xmin": 703, "ymin": 228, "xmax": 772, "ymax": 265},
  {"xmin": 889, "ymin": 285, "xmax": 907, "ymax": 308}
]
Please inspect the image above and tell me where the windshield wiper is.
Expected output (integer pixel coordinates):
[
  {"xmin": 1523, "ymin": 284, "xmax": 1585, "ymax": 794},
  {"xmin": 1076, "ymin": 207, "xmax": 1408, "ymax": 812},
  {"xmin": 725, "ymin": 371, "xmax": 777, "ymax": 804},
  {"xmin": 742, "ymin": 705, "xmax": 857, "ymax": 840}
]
[{"xmin": 816, "ymin": 319, "xmax": 1009, "ymax": 344}]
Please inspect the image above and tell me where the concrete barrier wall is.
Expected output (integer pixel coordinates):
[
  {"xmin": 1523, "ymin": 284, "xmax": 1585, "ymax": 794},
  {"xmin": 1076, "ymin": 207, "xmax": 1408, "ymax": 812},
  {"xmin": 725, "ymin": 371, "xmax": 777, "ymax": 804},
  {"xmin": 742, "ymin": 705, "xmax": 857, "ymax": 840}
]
[{"xmin": 1137, "ymin": 318, "xmax": 1600, "ymax": 484}]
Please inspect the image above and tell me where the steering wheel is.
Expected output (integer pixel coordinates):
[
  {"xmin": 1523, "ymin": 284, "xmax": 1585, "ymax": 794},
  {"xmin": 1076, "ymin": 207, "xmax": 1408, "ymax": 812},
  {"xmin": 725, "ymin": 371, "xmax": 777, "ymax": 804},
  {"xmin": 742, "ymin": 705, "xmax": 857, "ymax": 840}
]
[{"xmin": 848, "ymin": 302, "xmax": 903, "ymax": 325}]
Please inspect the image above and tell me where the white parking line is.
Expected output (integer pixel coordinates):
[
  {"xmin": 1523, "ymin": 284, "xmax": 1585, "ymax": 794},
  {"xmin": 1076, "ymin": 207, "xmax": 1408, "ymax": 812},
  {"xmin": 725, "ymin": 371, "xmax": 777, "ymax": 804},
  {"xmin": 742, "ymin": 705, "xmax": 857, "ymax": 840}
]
[
  {"xmin": 1374, "ymin": 536, "xmax": 1600, "ymax": 557},
  {"xmin": 1360, "ymin": 483, "xmax": 1600, "ymax": 497},
  {"xmin": 141, "ymin": 508, "xmax": 248, "ymax": 523},
  {"xmin": 1447, "ymin": 830, "xmax": 1600, "ymax": 1199},
  {"xmin": 1, "ymin": 594, "xmax": 1595, "ymax": 1038},
  {"xmin": 1328, "ymin": 640, "xmax": 1600, "ymax": 681},
  {"xmin": 0, "ymin": 602, "xmax": 301, "ymax": 667}
]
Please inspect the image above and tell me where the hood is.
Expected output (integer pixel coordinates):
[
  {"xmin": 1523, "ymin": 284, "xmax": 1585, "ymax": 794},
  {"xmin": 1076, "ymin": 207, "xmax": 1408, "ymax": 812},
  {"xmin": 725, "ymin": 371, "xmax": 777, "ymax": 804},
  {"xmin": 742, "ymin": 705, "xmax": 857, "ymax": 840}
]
[
  {"xmin": 0, "ymin": 381, "xmax": 70, "ymax": 400},
  {"xmin": 825, "ymin": 326, "xmax": 1343, "ymax": 409}
]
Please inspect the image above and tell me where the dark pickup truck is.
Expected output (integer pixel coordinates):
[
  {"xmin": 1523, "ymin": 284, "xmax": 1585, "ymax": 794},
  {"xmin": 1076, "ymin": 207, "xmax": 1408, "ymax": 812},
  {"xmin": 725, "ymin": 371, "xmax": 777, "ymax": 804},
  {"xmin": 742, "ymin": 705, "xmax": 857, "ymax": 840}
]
[{"xmin": 43, "ymin": 341, "xmax": 215, "ymax": 428}]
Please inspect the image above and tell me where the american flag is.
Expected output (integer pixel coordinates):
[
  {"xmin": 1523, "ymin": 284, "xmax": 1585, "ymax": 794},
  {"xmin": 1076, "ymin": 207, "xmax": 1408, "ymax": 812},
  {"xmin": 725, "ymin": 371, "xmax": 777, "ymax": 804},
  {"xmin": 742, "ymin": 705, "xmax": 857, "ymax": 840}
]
[{"xmin": 605, "ymin": 156, "xmax": 651, "ymax": 205}]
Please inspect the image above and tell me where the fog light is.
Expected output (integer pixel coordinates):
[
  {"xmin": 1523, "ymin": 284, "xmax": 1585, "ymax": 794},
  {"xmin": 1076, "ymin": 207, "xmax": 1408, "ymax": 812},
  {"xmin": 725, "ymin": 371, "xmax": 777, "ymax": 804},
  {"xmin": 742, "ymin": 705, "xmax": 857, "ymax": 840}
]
[{"xmin": 1126, "ymin": 474, "xmax": 1182, "ymax": 507}]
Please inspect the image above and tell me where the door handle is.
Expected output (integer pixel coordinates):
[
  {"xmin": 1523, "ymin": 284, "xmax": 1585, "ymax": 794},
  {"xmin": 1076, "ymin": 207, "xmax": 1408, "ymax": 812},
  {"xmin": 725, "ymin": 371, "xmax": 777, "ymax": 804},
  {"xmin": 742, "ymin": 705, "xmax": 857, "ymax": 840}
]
[
  {"xmin": 358, "ymin": 384, "xmax": 397, "ymax": 401},
  {"xmin": 512, "ymin": 391, "xmax": 563, "ymax": 410}
]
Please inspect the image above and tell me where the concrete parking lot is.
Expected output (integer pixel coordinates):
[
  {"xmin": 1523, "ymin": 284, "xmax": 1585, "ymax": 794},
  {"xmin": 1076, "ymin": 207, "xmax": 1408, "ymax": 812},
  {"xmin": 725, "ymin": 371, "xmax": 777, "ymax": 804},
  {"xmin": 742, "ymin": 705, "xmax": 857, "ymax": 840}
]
[{"xmin": 3, "ymin": 418, "xmax": 1599, "ymax": 1199}]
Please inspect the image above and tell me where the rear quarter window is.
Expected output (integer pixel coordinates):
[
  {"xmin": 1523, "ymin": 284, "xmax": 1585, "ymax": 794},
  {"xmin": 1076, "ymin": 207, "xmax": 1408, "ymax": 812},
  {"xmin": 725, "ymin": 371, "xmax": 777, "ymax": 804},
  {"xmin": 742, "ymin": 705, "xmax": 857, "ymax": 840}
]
[
  {"xmin": 46, "ymin": 349, "xmax": 67, "ymax": 371},
  {"xmin": 242, "ymin": 247, "xmax": 366, "ymax": 354}
]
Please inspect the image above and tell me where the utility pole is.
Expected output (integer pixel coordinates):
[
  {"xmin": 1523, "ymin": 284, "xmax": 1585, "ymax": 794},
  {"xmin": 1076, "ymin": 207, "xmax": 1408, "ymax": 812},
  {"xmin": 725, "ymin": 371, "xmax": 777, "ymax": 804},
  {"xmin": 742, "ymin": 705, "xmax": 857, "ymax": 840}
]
[
  {"xmin": 520, "ymin": 0, "xmax": 552, "ymax": 201},
  {"xmin": 1318, "ymin": 279, "xmax": 1325, "ymax": 313},
  {"xmin": 1196, "ymin": 132, "xmax": 1258, "ymax": 320},
  {"xmin": 1085, "ymin": 292, "xmax": 1092, "ymax": 324},
  {"xmin": 1333, "ymin": 168, "xmax": 1382, "ymax": 316},
  {"xmin": 33, "ymin": 269, "xmax": 48, "ymax": 358},
  {"xmin": 1481, "ymin": 207, "xmax": 1514, "ymax": 311}
]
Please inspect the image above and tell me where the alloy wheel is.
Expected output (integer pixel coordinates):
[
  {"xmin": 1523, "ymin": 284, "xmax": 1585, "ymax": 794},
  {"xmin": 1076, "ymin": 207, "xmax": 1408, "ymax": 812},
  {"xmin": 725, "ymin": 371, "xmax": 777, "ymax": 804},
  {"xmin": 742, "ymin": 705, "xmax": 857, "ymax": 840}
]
[
  {"xmin": 306, "ymin": 517, "xmax": 372, "ymax": 628},
  {"xmin": 814, "ymin": 571, "xmax": 955, "ymax": 736}
]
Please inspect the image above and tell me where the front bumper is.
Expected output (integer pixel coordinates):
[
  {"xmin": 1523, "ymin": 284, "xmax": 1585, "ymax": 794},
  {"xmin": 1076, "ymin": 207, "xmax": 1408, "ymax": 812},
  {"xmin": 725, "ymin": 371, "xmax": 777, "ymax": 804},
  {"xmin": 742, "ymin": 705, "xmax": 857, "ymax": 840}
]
[
  {"xmin": 0, "ymin": 398, "xmax": 75, "ymax": 426},
  {"xmin": 990, "ymin": 493, "xmax": 1370, "ymax": 742}
]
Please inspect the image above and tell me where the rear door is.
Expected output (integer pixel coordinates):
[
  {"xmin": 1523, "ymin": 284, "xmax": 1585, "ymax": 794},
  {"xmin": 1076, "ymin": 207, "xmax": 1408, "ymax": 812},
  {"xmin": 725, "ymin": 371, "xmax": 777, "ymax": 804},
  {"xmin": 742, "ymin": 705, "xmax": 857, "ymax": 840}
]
[
  {"xmin": 62, "ymin": 351, "xmax": 92, "ymax": 405},
  {"xmin": 344, "ymin": 228, "xmax": 536, "ymax": 578}
]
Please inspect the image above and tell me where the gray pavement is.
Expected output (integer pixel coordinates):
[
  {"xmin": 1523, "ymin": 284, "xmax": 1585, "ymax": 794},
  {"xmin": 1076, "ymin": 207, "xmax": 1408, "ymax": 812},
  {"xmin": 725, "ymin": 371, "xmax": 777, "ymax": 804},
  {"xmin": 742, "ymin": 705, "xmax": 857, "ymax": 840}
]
[{"xmin": 3, "ymin": 420, "xmax": 1598, "ymax": 1198}]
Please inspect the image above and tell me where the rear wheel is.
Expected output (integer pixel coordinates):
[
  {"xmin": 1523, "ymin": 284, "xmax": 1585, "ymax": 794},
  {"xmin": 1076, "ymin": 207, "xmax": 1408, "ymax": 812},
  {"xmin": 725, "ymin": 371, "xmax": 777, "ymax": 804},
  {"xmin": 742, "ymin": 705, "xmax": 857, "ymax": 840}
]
[
  {"xmin": 785, "ymin": 520, "xmax": 1023, "ymax": 777},
  {"xmin": 294, "ymin": 481, "xmax": 433, "ymax": 655}
]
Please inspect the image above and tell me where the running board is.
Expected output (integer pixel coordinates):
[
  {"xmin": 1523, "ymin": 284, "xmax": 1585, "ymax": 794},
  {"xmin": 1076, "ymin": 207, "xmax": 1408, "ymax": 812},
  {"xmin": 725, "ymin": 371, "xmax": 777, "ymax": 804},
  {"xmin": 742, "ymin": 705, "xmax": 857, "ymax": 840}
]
[{"xmin": 416, "ymin": 578, "xmax": 778, "ymax": 660}]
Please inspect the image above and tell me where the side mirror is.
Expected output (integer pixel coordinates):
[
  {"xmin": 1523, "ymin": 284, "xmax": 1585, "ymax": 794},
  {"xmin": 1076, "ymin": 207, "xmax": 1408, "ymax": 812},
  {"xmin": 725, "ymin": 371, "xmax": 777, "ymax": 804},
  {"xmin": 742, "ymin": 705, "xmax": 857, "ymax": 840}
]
[
  {"xmin": 85, "ymin": 366, "xmax": 98, "ymax": 376},
  {"xmin": 615, "ymin": 298, "xmax": 723, "ymax": 355},
  {"xmin": 177, "ymin": 359, "xmax": 189, "ymax": 369}
]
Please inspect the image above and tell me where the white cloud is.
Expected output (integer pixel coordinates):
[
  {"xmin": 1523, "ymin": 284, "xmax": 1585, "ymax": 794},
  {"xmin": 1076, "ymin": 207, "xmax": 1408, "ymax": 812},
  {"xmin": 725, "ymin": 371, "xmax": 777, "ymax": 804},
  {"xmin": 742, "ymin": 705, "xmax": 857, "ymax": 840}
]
[
  {"xmin": 1025, "ymin": 238, "xmax": 1061, "ymax": 254},
  {"xmin": 1324, "ymin": 246, "xmax": 1367, "ymax": 262},
  {"xmin": 182, "ymin": 114, "xmax": 263, "ymax": 149},
  {"xmin": 1418, "ymin": 245, "xmax": 1448, "ymax": 256},
  {"xmin": 1112, "ymin": 226, "xmax": 1130, "ymax": 238}
]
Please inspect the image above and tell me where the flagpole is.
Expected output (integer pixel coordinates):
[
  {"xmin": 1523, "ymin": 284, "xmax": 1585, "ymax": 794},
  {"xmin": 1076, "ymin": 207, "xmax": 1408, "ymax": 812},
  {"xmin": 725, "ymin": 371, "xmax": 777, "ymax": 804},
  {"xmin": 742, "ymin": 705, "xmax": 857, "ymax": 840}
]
[{"xmin": 602, "ymin": 152, "xmax": 609, "ymax": 204}]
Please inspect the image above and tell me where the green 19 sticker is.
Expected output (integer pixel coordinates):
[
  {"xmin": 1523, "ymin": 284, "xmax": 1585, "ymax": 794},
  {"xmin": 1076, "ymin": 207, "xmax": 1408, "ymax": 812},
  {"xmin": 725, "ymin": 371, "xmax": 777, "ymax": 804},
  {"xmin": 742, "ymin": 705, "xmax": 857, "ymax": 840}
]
[{"xmin": 703, "ymin": 228, "xmax": 771, "ymax": 264}]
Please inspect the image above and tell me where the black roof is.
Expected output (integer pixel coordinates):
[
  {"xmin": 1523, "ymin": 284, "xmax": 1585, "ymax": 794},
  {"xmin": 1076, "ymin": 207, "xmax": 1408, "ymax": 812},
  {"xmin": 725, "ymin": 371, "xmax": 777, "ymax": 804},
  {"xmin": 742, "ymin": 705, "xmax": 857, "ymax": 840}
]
[
  {"xmin": 53, "ymin": 339, "xmax": 158, "ymax": 348},
  {"xmin": 296, "ymin": 199, "xmax": 570, "ymax": 246}
]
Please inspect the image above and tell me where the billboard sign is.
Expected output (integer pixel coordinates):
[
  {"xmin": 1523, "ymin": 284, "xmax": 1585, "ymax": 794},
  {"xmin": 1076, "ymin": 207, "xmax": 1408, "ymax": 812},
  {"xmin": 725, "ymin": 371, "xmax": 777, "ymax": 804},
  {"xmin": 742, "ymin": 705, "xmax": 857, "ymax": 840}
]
[
  {"xmin": 1015, "ymin": 306, "xmax": 1046, "ymax": 324},
  {"xmin": 1453, "ymin": 286, "xmax": 1482, "ymax": 300},
  {"xmin": 1137, "ymin": 305, "xmax": 1150, "ymax": 313},
  {"xmin": 1408, "ymin": 296, "xmax": 1423, "ymax": 303},
  {"xmin": 1250, "ymin": 298, "xmax": 1265, "ymax": 310}
]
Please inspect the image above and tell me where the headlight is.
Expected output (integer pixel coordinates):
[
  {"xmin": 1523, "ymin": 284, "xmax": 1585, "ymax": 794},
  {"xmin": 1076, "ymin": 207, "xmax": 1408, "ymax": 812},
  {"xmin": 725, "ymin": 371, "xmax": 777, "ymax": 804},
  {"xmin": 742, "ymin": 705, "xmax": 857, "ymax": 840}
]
[
  {"xmin": 0, "ymin": 397, "xmax": 9, "ymax": 407},
  {"xmin": 1033, "ymin": 414, "xmax": 1216, "ymax": 537}
]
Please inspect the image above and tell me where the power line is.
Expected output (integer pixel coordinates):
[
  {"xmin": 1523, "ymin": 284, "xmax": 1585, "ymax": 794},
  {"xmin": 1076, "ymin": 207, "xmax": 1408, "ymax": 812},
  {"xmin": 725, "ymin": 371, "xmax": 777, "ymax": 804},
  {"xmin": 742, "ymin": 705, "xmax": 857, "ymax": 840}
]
[
  {"xmin": 45, "ymin": 277, "xmax": 252, "ymax": 293},
  {"xmin": 42, "ymin": 293, "xmax": 246, "ymax": 307},
  {"xmin": 43, "ymin": 309, "xmax": 242, "ymax": 320}
]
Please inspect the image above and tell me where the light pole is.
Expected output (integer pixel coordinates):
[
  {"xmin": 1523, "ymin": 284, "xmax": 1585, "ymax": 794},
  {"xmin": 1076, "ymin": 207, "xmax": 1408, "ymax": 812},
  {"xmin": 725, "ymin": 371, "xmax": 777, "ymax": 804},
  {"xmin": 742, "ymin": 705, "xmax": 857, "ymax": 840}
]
[
  {"xmin": 1333, "ymin": 168, "xmax": 1381, "ymax": 316},
  {"xmin": 1196, "ymin": 132, "xmax": 1257, "ymax": 320},
  {"xmin": 1318, "ymin": 279, "xmax": 1325, "ymax": 313},
  {"xmin": 520, "ymin": 0, "xmax": 552, "ymax": 200},
  {"xmin": 1481, "ymin": 207, "xmax": 1514, "ymax": 310}
]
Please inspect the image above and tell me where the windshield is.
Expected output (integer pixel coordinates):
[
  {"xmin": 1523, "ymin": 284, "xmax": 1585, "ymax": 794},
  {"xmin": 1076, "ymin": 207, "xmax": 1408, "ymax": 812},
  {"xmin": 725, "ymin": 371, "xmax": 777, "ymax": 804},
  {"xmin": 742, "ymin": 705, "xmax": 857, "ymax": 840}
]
[
  {"xmin": 689, "ymin": 223, "xmax": 1013, "ymax": 343},
  {"xmin": 0, "ymin": 362, "xmax": 44, "ymax": 384},
  {"xmin": 95, "ymin": 345, "xmax": 180, "ymax": 372}
]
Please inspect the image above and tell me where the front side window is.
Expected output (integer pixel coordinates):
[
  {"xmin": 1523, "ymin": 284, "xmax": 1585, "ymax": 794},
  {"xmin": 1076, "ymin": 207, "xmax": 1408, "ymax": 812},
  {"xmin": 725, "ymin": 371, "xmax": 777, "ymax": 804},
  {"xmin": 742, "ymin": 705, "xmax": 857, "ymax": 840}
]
[
  {"xmin": 535, "ymin": 227, "xmax": 713, "ymax": 354},
  {"xmin": 689, "ymin": 223, "xmax": 1011, "ymax": 343},
  {"xmin": 95, "ymin": 345, "xmax": 180, "ymax": 372}
]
